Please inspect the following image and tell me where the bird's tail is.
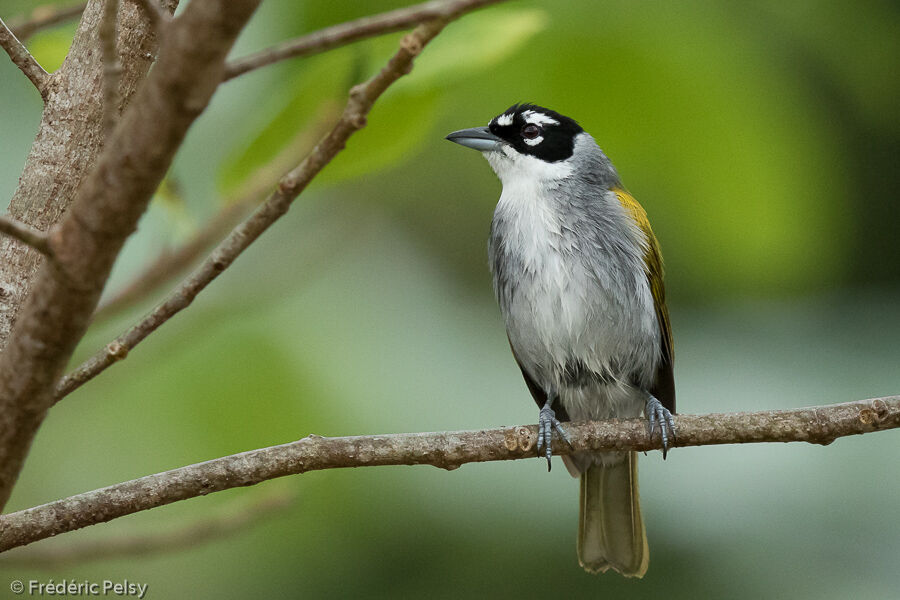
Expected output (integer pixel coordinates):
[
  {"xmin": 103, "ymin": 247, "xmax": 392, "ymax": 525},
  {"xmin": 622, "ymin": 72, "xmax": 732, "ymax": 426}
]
[{"xmin": 577, "ymin": 451, "xmax": 648, "ymax": 577}]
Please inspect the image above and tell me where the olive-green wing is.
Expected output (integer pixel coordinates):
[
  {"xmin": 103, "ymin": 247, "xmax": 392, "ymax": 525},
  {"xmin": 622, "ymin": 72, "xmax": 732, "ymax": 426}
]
[{"xmin": 613, "ymin": 188, "xmax": 675, "ymax": 413}]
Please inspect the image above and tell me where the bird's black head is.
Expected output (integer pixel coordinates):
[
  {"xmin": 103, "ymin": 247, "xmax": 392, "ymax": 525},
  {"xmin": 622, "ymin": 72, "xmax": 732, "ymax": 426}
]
[{"xmin": 487, "ymin": 104, "xmax": 584, "ymax": 163}]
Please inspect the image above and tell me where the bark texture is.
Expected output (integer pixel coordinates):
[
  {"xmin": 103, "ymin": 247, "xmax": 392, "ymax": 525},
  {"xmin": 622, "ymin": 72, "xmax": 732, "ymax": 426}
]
[{"xmin": 0, "ymin": 0, "xmax": 166, "ymax": 350}]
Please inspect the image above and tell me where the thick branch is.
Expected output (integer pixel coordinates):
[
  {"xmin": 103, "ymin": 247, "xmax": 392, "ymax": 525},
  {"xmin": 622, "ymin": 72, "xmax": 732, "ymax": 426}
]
[
  {"xmin": 0, "ymin": 397, "xmax": 897, "ymax": 553},
  {"xmin": 132, "ymin": 0, "xmax": 169, "ymax": 30},
  {"xmin": 0, "ymin": 0, "xmax": 261, "ymax": 511},
  {"xmin": 223, "ymin": 0, "xmax": 505, "ymax": 81},
  {"xmin": 8, "ymin": 2, "xmax": 87, "ymax": 41},
  {"xmin": 100, "ymin": 0, "xmax": 121, "ymax": 136},
  {"xmin": 0, "ymin": 216, "xmax": 52, "ymax": 257},
  {"xmin": 0, "ymin": 16, "xmax": 50, "ymax": 95},
  {"xmin": 57, "ymin": 0, "xmax": 501, "ymax": 400},
  {"xmin": 0, "ymin": 0, "xmax": 173, "ymax": 352}
]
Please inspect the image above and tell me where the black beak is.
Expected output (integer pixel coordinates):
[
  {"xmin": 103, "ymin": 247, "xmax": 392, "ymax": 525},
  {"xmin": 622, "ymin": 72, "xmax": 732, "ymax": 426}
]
[{"xmin": 445, "ymin": 127, "xmax": 503, "ymax": 152}]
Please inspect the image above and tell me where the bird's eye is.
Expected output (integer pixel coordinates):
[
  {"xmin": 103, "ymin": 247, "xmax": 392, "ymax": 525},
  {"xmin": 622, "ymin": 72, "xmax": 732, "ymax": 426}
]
[{"xmin": 521, "ymin": 124, "xmax": 541, "ymax": 139}]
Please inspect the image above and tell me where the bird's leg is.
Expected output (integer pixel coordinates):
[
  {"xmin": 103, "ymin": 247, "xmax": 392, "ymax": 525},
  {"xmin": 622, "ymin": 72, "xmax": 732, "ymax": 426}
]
[
  {"xmin": 644, "ymin": 393, "xmax": 676, "ymax": 459},
  {"xmin": 536, "ymin": 394, "xmax": 573, "ymax": 471}
]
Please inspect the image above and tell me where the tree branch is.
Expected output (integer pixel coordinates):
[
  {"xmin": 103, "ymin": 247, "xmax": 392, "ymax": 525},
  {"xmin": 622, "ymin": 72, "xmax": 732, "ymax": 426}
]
[
  {"xmin": 0, "ymin": 397, "xmax": 897, "ymax": 553},
  {"xmin": 131, "ymin": 0, "xmax": 170, "ymax": 30},
  {"xmin": 100, "ymin": 0, "xmax": 121, "ymax": 136},
  {"xmin": 0, "ymin": 216, "xmax": 52, "ymax": 258},
  {"xmin": 0, "ymin": 0, "xmax": 261, "ymax": 511},
  {"xmin": 8, "ymin": 2, "xmax": 87, "ymax": 42},
  {"xmin": 223, "ymin": 0, "xmax": 505, "ymax": 81},
  {"xmin": 0, "ymin": 16, "xmax": 50, "ymax": 96},
  {"xmin": 0, "ymin": 0, "xmax": 172, "ymax": 353},
  {"xmin": 0, "ymin": 490, "xmax": 293, "ymax": 567},
  {"xmin": 56, "ymin": 0, "xmax": 501, "ymax": 401}
]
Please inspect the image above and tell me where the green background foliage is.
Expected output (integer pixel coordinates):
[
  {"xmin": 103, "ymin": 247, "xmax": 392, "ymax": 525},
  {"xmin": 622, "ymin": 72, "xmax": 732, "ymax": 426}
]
[{"xmin": 0, "ymin": 0, "xmax": 898, "ymax": 597}]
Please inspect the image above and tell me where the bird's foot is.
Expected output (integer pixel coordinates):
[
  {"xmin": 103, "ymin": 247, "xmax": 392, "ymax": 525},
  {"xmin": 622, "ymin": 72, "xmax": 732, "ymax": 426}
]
[
  {"xmin": 645, "ymin": 394, "xmax": 676, "ymax": 459},
  {"xmin": 537, "ymin": 401, "xmax": 573, "ymax": 471}
]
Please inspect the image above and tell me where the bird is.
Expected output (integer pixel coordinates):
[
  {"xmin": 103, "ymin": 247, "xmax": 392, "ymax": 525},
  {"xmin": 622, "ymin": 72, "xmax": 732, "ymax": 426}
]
[{"xmin": 446, "ymin": 104, "xmax": 675, "ymax": 577}]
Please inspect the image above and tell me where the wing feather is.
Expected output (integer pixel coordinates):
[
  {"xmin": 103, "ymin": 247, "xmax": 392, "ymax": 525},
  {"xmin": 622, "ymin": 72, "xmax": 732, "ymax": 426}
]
[{"xmin": 613, "ymin": 188, "xmax": 675, "ymax": 413}]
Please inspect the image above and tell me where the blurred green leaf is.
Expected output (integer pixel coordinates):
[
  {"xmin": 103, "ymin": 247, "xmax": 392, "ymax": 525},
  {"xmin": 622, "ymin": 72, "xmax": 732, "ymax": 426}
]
[
  {"xmin": 151, "ymin": 177, "xmax": 196, "ymax": 240},
  {"xmin": 218, "ymin": 49, "xmax": 353, "ymax": 195},
  {"xmin": 391, "ymin": 7, "xmax": 549, "ymax": 92},
  {"xmin": 27, "ymin": 25, "xmax": 75, "ymax": 72}
]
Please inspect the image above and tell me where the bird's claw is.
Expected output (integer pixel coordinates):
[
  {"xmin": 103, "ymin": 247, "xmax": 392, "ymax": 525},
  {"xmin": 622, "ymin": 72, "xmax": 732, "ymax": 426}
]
[
  {"xmin": 645, "ymin": 395, "xmax": 676, "ymax": 459},
  {"xmin": 536, "ymin": 403, "xmax": 572, "ymax": 471}
]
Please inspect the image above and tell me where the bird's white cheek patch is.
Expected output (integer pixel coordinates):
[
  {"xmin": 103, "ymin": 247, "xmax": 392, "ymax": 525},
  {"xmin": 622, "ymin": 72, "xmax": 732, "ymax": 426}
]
[{"xmin": 523, "ymin": 136, "xmax": 543, "ymax": 146}]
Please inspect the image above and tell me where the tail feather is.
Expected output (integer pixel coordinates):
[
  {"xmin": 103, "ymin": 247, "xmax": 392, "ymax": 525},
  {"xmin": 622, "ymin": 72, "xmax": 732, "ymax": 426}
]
[{"xmin": 577, "ymin": 452, "xmax": 648, "ymax": 577}]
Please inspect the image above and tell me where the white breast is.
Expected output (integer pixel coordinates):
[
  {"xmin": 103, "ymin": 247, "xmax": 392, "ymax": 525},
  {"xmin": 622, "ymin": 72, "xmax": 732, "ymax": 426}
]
[{"xmin": 494, "ymin": 178, "xmax": 591, "ymax": 355}]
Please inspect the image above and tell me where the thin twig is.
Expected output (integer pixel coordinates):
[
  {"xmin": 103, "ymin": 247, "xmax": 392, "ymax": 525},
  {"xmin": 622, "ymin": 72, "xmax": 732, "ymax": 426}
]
[
  {"xmin": 223, "ymin": 0, "xmax": 505, "ymax": 81},
  {"xmin": 0, "ymin": 216, "xmax": 52, "ymax": 257},
  {"xmin": 93, "ymin": 100, "xmax": 341, "ymax": 321},
  {"xmin": 0, "ymin": 17, "xmax": 50, "ymax": 96},
  {"xmin": 1, "ymin": 396, "xmax": 897, "ymax": 553},
  {"xmin": 100, "ymin": 0, "xmax": 121, "ymax": 136},
  {"xmin": 8, "ymin": 2, "xmax": 87, "ymax": 41},
  {"xmin": 0, "ymin": 489, "xmax": 293, "ymax": 567},
  {"xmin": 56, "ymin": 0, "xmax": 500, "ymax": 401}
]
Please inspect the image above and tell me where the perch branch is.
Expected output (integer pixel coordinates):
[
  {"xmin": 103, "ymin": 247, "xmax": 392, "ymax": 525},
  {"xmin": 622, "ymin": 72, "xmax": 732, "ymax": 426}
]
[
  {"xmin": 0, "ymin": 17, "xmax": 50, "ymax": 96},
  {"xmin": 0, "ymin": 396, "xmax": 897, "ymax": 552},
  {"xmin": 223, "ymin": 0, "xmax": 505, "ymax": 81},
  {"xmin": 0, "ymin": 217, "xmax": 52, "ymax": 257},
  {"xmin": 0, "ymin": 490, "xmax": 293, "ymax": 567},
  {"xmin": 8, "ymin": 2, "xmax": 87, "ymax": 41},
  {"xmin": 56, "ymin": 0, "xmax": 503, "ymax": 400}
]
